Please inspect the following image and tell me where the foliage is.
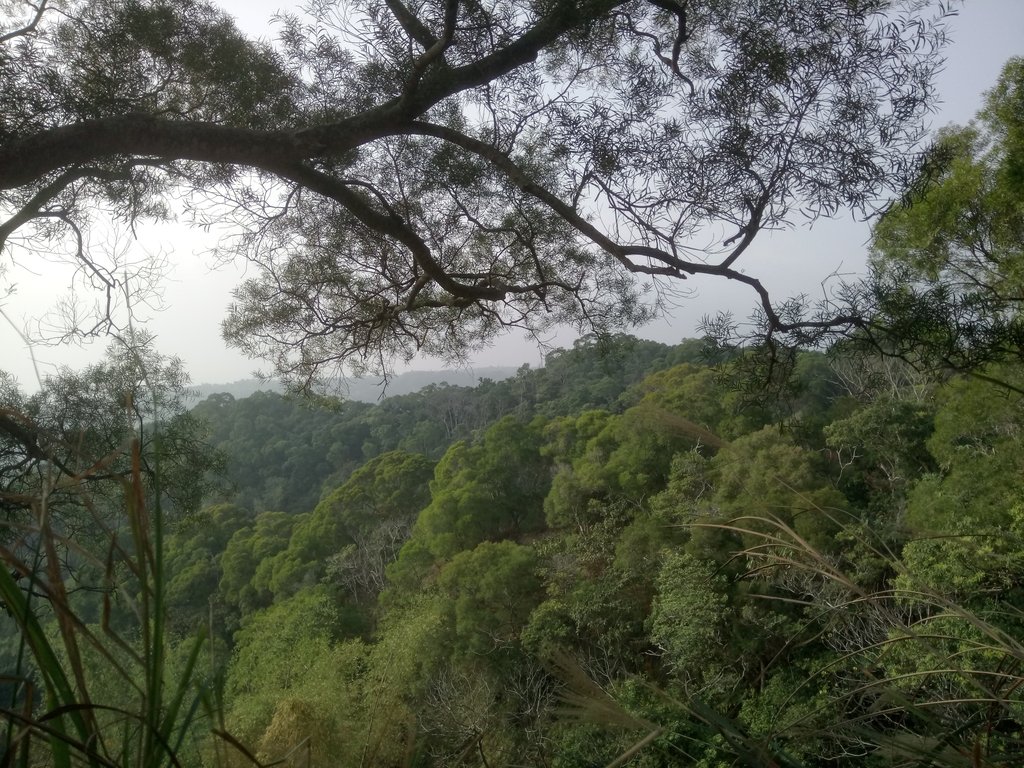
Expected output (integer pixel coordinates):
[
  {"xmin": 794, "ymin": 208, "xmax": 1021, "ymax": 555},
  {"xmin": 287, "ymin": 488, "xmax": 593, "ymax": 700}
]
[
  {"xmin": 411, "ymin": 416, "xmax": 551, "ymax": 559},
  {"xmin": 279, "ymin": 449, "xmax": 434, "ymax": 604},
  {"xmin": 649, "ymin": 552, "xmax": 730, "ymax": 683},
  {"xmin": 190, "ymin": 334, "xmax": 703, "ymax": 517},
  {"xmin": 218, "ymin": 509, "xmax": 300, "ymax": 618},
  {"xmin": 438, "ymin": 540, "xmax": 543, "ymax": 658},
  {"xmin": 191, "ymin": 391, "xmax": 373, "ymax": 514},
  {"xmin": 904, "ymin": 371, "xmax": 1024, "ymax": 532},
  {"xmin": 1, "ymin": 334, "xmax": 222, "ymax": 535},
  {"xmin": 7, "ymin": 323, "xmax": 1024, "ymax": 766},
  {"xmin": 709, "ymin": 426, "xmax": 847, "ymax": 551},
  {"xmin": 225, "ymin": 587, "xmax": 351, "ymax": 740},
  {"xmin": 853, "ymin": 57, "xmax": 1024, "ymax": 382},
  {"xmin": 0, "ymin": 411, "xmax": 224, "ymax": 767},
  {"xmin": 164, "ymin": 502, "xmax": 254, "ymax": 637},
  {"xmin": 0, "ymin": 0, "xmax": 951, "ymax": 385},
  {"xmin": 824, "ymin": 395, "xmax": 936, "ymax": 503}
]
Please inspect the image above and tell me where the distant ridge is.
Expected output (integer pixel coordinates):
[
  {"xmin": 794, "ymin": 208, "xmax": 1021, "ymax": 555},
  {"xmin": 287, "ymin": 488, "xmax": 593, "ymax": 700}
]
[{"xmin": 191, "ymin": 366, "xmax": 518, "ymax": 403}]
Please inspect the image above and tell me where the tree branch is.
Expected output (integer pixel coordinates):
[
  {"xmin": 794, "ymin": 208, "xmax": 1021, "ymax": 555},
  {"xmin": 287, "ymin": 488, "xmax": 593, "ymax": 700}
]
[
  {"xmin": 279, "ymin": 161, "xmax": 505, "ymax": 302},
  {"xmin": 0, "ymin": 0, "xmax": 49, "ymax": 45},
  {"xmin": 383, "ymin": 0, "xmax": 439, "ymax": 50},
  {"xmin": 0, "ymin": 167, "xmax": 135, "ymax": 252}
]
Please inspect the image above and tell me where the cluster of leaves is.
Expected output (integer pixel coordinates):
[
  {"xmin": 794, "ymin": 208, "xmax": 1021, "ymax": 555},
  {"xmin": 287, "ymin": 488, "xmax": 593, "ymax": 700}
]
[
  {"xmin": 0, "ymin": 332, "xmax": 222, "ymax": 537},
  {"xmin": 771, "ymin": 55, "xmax": 1024, "ymax": 385}
]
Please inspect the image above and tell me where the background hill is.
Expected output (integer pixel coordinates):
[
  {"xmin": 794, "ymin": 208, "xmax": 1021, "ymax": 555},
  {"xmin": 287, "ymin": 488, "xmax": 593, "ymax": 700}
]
[{"xmin": 190, "ymin": 366, "xmax": 518, "ymax": 403}]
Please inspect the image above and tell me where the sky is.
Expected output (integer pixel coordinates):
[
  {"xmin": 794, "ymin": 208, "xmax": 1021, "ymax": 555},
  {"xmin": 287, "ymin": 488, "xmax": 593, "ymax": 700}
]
[{"xmin": 2, "ymin": 0, "xmax": 1023, "ymax": 389}]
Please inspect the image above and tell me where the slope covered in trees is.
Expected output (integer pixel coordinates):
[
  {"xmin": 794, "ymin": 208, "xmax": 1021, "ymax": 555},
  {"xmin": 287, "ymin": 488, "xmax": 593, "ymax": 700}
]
[
  {"xmin": 152, "ymin": 333, "xmax": 1024, "ymax": 767},
  {"xmin": 191, "ymin": 335, "xmax": 709, "ymax": 512},
  {"xmin": 3, "ymin": 327, "xmax": 1024, "ymax": 766}
]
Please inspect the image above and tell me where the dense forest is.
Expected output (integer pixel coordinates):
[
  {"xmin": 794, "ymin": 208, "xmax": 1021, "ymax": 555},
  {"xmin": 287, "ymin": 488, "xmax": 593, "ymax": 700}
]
[
  {"xmin": 5, "ymin": 325, "xmax": 1024, "ymax": 766},
  {"xmin": 3, "ymin": 0, "xmax": 1024, "ymax": 765},
  {"xmin": 158, "ymin": 339, "xmax": 1024, "ymax": 767}
]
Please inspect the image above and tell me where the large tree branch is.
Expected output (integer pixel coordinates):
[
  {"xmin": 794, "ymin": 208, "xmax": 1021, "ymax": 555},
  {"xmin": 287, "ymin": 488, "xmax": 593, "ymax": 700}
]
[
  {"xmin": 279, "ymin": 162, "xmax": 506, "ymax": 302},
  {"xmin": 405, "ymin": 121, "xmax": 746, "ymax": 283},
  {"xmin": 0, "ymin": 0, "xmax": 623, "ymax": 192},
  {"xmin": 0, "ymin": 117, "xmax": 321, "ymax": 190},
  {"xmin": 297, "ymin": 0, "xmax": 624, "ymax": 137},
  {"xmin": 403, "ymin": 120, "xmax": 869, "ymax": 339},
  {"xmin": 0, "ymin": 0, "xmax": 952, "ymax": 386},
  {"xmin": 403, "ymin": 121, "xmax": 647, "ymax": 273}
]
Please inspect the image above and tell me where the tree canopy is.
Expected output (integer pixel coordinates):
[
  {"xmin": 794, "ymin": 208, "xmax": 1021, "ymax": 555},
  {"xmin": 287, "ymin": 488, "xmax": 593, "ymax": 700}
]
[
  {"xmin": 832, "ymin": 56, "xmax": 1024, "ymax": 386},
  {"xmin": 5, "ymin": 328, "xmax": 1024, "ymax": 764},
  {"xmin": 0, "ymin": 0, "xmax": 950, "ymax": 386}
]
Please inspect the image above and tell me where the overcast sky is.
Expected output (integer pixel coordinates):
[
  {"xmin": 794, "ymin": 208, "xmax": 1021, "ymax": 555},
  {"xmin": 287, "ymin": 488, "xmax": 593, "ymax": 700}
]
[{"xmin": 2, "ymin": 0, "xmax": 1023, "ymax": 389}]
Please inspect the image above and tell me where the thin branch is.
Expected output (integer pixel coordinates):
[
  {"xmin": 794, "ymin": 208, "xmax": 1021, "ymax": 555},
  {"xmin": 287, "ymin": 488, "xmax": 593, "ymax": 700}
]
[
  {"xmin": 0, "ymin": 0, "xmax": 49, "ymax": 44},
  {"xmin": 382, "ymin": 0, "xmax": 438, "ymax": 50},
  {"xmin": 280, "ymin": 161, "xmax": 504, "ymax": 302}
]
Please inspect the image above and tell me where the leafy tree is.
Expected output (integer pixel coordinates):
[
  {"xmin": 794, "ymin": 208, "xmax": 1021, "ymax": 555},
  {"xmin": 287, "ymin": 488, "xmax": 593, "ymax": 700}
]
[
  {"xmin": 438, "ymin": 540, "xmax": 543, "ymax": 658},
  {"xmin": 648, "ymin": 551, "xmax": 730, "ymax": 685},
  {"xmin": 270, "ymin": 449, "xmax": 434, "ymax": 601},
  {"xmin": 360, "ymin": 594, "xmax": 454, "ymax": 764},
  {"xmin": 543, "ymin": 363, "xmax": 738, "ymax": 530},
  {"xmin": 0, "ymin": 0, "xmax": 949, "ymax": 384},
  {"xmin": 0, "ymin": 334, "xmax": 220, "ymax": 531},
  {"xmin": 412, "ymin": 416, "xmax": 551, "ymax": 559},
  {"xmin": 224, "ymin": 586, "xmax": 366, "ymax": 761},
  {"xmin": 530, "ymin": 335, "xmax": 709, "ymax": 417},
  {"xmin": 163, "ymin": 501, "xmax": 254, "ymax": 635},
  {"xmin": 904, "ymin": 371, "xmax": 1024, "ymax": 532},
  {"xmin": 0, "ymin": 335, "xmax": 224, "ymax": 641},
  {"xmin": 649, "ymin": 449, "xmax": 714, "ymax": 522},
  {"xmin": 193, "ymin": 390, "xmax": 374, "ymax": 513},
  {"xmin": 824, "ymin": 395, "xmax": 936, "ymax": 506},
  {"xmin": 525, "ymin": 498, "xmax": 656, "ymax": 675},
  {"xmin": 218, "ymin": 509, "xmax": 300, "ymax": 616},
  {"xmin": 852, "ymin": 57, "xmax": 1024, "ymax": 383},
  {"xmin": 542, "ymin": 409, "xmax": 616, "ymax": 529},
  {"xmin": 705, "ymin": 426, "xmax": 848, "ymax": 557}
]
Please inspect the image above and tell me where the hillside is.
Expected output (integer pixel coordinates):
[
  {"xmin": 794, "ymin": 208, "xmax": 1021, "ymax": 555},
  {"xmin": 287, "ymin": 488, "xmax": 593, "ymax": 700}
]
[{"xmin": 191, "ymin": 366, "xmax": 518, "ymax": 404}]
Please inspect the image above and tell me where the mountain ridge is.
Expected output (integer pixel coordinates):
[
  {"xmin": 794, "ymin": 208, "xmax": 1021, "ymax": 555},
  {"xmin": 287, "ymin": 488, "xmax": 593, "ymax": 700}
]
[{"xmin": 190, "ymin": 366, "xmax": 519, "ymax": 403}]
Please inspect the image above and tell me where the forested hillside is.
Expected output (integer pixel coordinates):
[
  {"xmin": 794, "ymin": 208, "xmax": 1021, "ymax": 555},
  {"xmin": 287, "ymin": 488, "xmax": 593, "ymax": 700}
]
[
  {"xmin": 188, "ymin": 367, "xmax": 519, "ymax": 405},
  {"xmin": 163, "ymin": 336, "xmax": 1024, "ymax": 767},
  {"xmin": 191, "ymin": 336, "xmax": 710, "ymax": 513},
  {"xmin": 16, "ymin": 323, "xmax": 1024, "ymax": 765},
  {"xmin": 4, "ymin": 333, "xmax": 1024, "ymax": 765}
]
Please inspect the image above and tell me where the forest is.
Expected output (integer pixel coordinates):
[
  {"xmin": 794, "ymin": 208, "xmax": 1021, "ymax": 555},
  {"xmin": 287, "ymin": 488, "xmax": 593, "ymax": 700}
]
[
  {"xmin": 5, "ymin": 322, "xmax": 1024, "ymax": 766},
  {"xmin": 2, "ymin": 0, "xmax": 1024, "ymax": 765}
]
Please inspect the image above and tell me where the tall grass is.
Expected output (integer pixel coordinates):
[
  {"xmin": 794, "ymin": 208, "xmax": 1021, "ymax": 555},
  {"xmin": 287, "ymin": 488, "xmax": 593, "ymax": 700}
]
[
  {"xmin": 0, "ymin": 322, "xmax": 256, "ymax": 768},
  {"xmin": 696, "ymin": 509, "xmax": 1024, "ymax": 767},
  {"xmin": 0, "ymin": 433, "xmax": 213, "ymax": 768}
]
